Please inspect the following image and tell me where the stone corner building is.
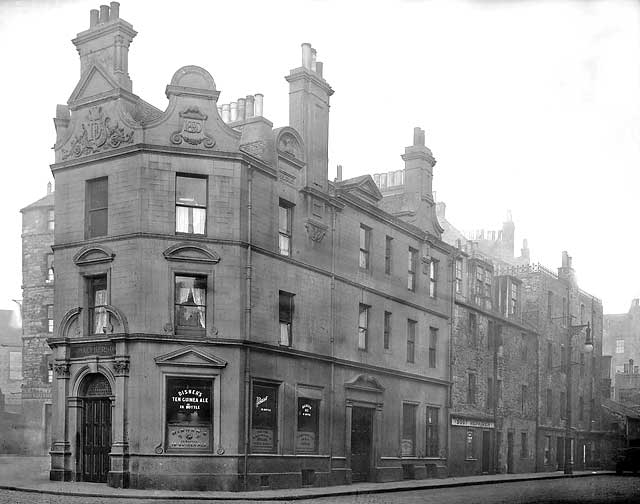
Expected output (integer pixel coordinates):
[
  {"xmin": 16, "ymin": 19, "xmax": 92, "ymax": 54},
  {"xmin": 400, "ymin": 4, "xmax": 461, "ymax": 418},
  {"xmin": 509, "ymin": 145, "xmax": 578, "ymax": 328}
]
[
  {"xmin": 48, "ymin": 3, "xmax": 453, "ymax": 490},
  {"xmin": 20, "ymin": 185, "xmax": 55, "ymax": 453}
]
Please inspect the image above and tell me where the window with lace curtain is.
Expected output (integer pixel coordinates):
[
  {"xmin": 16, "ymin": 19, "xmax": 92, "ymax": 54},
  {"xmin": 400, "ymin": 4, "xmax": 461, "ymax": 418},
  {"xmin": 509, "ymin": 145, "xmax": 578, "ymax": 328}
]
[
  {"xmin": 88, "ymin": 275, "xmax": 108, "ymax": 334},
  {"xmin": 176, "ymin": 175, "xmax": 207, "ymax": 235},
  {"xmin": 174, "ymin": 274, "xmax": 207, "ymax": 334}
]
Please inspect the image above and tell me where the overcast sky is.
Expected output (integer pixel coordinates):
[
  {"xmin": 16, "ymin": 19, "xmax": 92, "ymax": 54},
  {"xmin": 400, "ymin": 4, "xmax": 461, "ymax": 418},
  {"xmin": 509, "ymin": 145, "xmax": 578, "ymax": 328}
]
[{"xmin": 0, "ymin": 0, "xmax": 638, "ymax": 315}]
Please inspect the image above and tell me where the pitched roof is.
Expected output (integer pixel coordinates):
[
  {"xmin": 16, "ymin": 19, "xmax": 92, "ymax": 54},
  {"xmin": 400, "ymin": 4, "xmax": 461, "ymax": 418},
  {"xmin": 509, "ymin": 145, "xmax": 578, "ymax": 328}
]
[
  {"xmin": 603, "ymin": 398, "xmax": 640, "ymax": 420},
  {"xmin": 20, "ymin": 192, "xmax": 54, "ymax": 212}
]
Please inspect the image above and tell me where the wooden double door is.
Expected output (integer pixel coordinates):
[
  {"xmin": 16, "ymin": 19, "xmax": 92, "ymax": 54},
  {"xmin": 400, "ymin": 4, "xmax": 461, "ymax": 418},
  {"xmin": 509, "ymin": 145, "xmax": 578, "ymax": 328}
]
[{"xmin": 80, "ymin": 374, "xmax": 112, "ymax": 483}]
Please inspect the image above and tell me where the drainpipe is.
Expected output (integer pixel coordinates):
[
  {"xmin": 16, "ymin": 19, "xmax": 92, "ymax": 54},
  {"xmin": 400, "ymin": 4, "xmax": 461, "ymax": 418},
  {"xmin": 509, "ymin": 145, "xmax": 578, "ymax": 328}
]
[
  {"xmin": 329, "ymin": 206, "xmax": 337, "ymax": 470},
  {"xmin": 243, "ymin": 169, "xmax": 254, "ymax": 490},
  {"xmin": 493, "ymin": 321, "xmax": 499, "ymax": 474},
  {"xmin": 447, "ymin": 249, "xmax": 456, "ymax": 468},
  {"xmin": 534, "ymin": 327, "xmax": 540, "ymax": 473}
]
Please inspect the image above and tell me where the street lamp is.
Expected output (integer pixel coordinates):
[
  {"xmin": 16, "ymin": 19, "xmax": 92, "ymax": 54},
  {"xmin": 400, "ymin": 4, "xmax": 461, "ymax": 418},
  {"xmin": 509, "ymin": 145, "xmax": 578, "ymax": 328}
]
[{"xmin": 564, "ymin": 320, "xmax": 592, "ymax": 475}]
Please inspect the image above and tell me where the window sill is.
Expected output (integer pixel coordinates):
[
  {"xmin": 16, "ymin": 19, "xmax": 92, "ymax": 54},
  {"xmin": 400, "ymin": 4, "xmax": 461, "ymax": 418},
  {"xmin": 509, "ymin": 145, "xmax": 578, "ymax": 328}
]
[
  {"xmin": 175, "ymin": 231, "xmax": 206, "ymax": 237},
  {"xmin": 465, "ymin": 457, "xmax": 478, "ymax": 461},
  {"xmin": 175, "ymin": 329, "xmax": 206, "ymax": 337}
]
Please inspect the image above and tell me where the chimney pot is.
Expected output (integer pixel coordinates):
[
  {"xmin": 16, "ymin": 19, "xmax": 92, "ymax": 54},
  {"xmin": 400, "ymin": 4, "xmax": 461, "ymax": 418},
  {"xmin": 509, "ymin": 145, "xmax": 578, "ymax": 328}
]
[
  {"xmin": 336, "ymin": 164, "xmax": 343, "ymax": 182},
  {"xmin": 47, "ymin": 182, "xmax": 52, "ymax": 195},
  {"xmin": 245, "ymin": 95, "xmax": 255, "ymax": 118},
  {"xmin": 316, "ymin": 61, "xmax": 323, "ymax": 77},
  {"xmin": 238, "ymin": 98, "xmax": 246, "ymax": 121},
  {"xmin": 301, "ymin": 43, "xmax": 312, "ymax": 70},
  {"xmin": 221, "ymin": 104, "xmax": 230, "ymax": 123},
  {"xmin": 254, "ymin": 94, "xmax": 264, "ymax": 116},
  {"xmin": 109, "ymin": 1, "xmax": 120, "ymax": 19},
  {"xmin": 413, "ymin": 127, "xmax": 425, "ymax": 147},
  {"xmin": 230, "ymin": 102, "xmax": 238, "ymax": 122},
  {"xmin": 90, "ymin": 9, "xmax": 99, "ymax": 27},
  {"xmin": 311, "ymin": 48, "xmax": 317, "ymax": 72},
  {"xmin": 99, "ymin": 4, "xmax": 110, "ymax": 23}
]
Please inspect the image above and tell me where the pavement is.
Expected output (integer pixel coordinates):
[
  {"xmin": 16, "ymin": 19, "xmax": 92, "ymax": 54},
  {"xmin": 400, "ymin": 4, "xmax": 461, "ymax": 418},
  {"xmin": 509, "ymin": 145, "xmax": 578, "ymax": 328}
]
[{"xmin": 0, "ymin": 456, "xmax": 614, "ymax": 501}]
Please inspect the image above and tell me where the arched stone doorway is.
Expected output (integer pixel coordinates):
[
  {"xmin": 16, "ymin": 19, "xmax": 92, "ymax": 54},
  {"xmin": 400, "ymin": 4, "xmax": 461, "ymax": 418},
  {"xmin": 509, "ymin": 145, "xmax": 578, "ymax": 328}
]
[{"xmin": 79, "ymin": 373, "xmax": 112, "ymax": 483}]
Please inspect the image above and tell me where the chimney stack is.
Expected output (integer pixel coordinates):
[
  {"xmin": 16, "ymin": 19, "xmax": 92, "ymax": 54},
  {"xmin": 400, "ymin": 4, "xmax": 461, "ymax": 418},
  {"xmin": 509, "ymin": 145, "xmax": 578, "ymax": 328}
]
[
  {"xmin": 286, "ymin": 43, "xmax": 334, "ymax": 192},
  {"xmin": 72, "ymin": 3, "xmax": 137, "ymax": 93},
  {"xmin": 336, "ymin": 164, "xmax": 342, "ymax": 182}
]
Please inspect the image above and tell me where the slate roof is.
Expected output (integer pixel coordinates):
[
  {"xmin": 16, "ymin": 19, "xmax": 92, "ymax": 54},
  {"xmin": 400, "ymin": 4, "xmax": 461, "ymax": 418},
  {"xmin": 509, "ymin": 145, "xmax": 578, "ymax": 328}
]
[{"xmin": 20, "ymin": 192, "xmax": 54, "ymax": 212}]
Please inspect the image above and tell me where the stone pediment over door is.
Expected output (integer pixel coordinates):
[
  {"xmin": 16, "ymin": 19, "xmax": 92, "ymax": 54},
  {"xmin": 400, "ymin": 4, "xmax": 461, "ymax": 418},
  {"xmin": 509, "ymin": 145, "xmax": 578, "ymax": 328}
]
[
  {"xmin": 345, "ymin": 374, "xmax": 385, "ymax": 394},
  {"xmin": 154, "ymin": 346, "xmax": 227, "ymax": 368},
  {"xmin": 344, "ymin": 374, "xmax": 385, "ymax": 406}
]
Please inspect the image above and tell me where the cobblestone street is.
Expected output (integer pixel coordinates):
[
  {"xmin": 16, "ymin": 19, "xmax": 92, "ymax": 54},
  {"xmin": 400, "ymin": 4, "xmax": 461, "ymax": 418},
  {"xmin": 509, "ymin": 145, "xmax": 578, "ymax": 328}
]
[{"xmin": 0, "ymin": 476, "xmax": 639, "ymax": 504}]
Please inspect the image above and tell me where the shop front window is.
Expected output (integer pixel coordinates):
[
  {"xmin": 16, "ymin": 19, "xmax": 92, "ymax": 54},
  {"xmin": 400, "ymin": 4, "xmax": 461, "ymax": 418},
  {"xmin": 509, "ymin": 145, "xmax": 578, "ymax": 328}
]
[
  {"xmin": 297, "ymin": 398, "xmax": 319, "ymax": 454},
  {"xmin": 165, "ymin": 377, "xmax": 213, "ymax": 452},
  {"xmin": 401, "ymin": 403, "xmax": 417, "ymax": 456},
  {"xmin": 251, "ymin": 382, "xmax": 279, "ymax": 453}
]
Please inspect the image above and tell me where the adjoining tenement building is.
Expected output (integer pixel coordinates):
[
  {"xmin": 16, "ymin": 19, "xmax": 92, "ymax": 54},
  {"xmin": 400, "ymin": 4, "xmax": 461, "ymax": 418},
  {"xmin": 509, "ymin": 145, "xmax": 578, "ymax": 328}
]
[
  {"xmin": 20, "ymin": 184, "xmax": 55, "ymax": 454},
  {"xmin": 604, "ymin": 299, "xmax": 640, "ymax": 405},
  {"xmin": 436, "ymin": 205, "xmax": 612, "ymax": 473},
  {"xmin": 500, "ymin": 253, "xmax": 610, "ymax": 471},
  {"xmin": 47, "ymin": 3, "xmax": 453, "ymax": 490},
  {"xmin": 435, "ymin": 205, "xmax": 538, "ymax": 475}
]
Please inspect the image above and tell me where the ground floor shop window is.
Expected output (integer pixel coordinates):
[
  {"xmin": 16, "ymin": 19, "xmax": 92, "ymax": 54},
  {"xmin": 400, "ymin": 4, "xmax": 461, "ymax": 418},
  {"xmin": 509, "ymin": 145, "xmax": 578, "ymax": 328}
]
[
  {"xmin": 166, "ymin": 377, "xmax": 213, "ymax": 451},
  {"xmin": 297, "ymin": 397, "xmax": 319, "ymax": 453},
  {"xmin": 425, "ymin": 407, "xmax": 439, "ymax": 457},
  {"xmin": 401, "ymin": 403, "xmax": 417, "ymax": 456},
  {"xmin": 251, "ymin": 382, "xmax": 279, "ymax": 453}
]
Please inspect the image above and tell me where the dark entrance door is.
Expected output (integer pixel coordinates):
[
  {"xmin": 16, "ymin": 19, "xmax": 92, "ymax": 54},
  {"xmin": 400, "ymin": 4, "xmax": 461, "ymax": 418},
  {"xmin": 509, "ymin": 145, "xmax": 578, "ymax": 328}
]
[
  {"xmin": 351, "ymin": 407, "xmax": 373, "ymax": 482},
  {"xmin": 81, "ymin": 374, "xmax": 112, "ymax": 483},
  {"xmin": 557, "ymin": 436, "xmax": 564, "ymax": 470},
  {"xmin": 44, "ymin": 404, "xmax": 52, "ymax": 454},
  {"xmin": 481, "ymin": 431, "xmax": 491, "ymax": 473},
  {"xmin": 507, "ymin": 432, "xmax": 514, "ymax": 474}
]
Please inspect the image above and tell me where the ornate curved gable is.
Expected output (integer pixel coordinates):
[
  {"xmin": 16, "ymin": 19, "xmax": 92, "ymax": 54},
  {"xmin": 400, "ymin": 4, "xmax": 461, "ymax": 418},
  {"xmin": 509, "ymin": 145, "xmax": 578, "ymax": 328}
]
[
  {"xmin": 73, "ymin": 245, "xmax": 116, "ymax": 266},
  {"xmin": 163, "ymin": 243, "xmax": 220, "ymax": 264}
]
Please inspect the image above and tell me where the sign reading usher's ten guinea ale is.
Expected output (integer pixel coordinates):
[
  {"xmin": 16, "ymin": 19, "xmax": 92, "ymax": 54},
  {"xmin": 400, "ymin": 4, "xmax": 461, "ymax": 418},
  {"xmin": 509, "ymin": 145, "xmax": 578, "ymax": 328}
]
[{"xmin": 166, "ymin": 377, "xmax": 212, "ymax": 450}]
